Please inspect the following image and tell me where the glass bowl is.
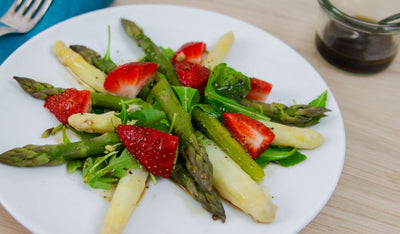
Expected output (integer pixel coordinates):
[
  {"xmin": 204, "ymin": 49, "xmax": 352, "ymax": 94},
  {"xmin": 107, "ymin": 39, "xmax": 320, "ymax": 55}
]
[{"xmin": 316, "ymin": 0, "xmax": 400, "ymax": 74}]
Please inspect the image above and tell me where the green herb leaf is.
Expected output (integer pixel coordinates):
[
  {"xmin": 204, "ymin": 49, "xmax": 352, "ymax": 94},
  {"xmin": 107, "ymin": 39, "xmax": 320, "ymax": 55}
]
[
  {"xmin": 115, "ymin": 99, "xmax": 129, "ymax": 125},
  {"xmin": 51, "ymin": 124, "xmax": 64, "ymax": 135},
  {"xmin": 211, "ymin": 63, "xmax": 251, "ymax": 103},
  {"xmin": 82, "ymin": 149, "xmax": 140, "ymax": 190},
  {"xmin": 255, "ymin": 145, "xmax": 307, "ymax": 167},
  {"xmin": 114, "ymin": 98, "xmax": 170, "ymax": 132},
  {"xmin": 159, "ymin": 46, "xmax": 175, "ymax": 61},
  {"xmin": 103, "ymin": 25, "xmax": 114, "ymax": 64},
  {"xmin": 193, "ymin": 104, "xmax": 222, "ymax": 118},
  {"xmin": 62, "ymin": 125, "xmax": 71, "ymax": 143},
  {"xmin": 171, "ymin": 85, "xmax": 200, "ymax": 113},
  {"xmin": 149, "ymin": 173, "xmax": 157, "ymax": 185},
  {"xmin": 129, "ymin": 108, "xmax": 168, "ymax": 127},
  {"xmin": 66, "ymin": 160, "xmax": 84, "ymax": 174},
  {"xmin": 82, "ymin": 156, "xmax": 111, "ymax": 189},
  {"xmin": 99, "ymin": 149, "xmax": 140, "ymax": 178},
  {"xmin": 309, "ymin": 90, "xmax": 328, "ymax": 108},
  {"xmin": 204, "ymin": 64, "xmax": 270, "ymax": 121},
  {"xmin": 255, "ymin": 146, "xmax": 297, "ymax": 167},
  {"xmin": 274, "ymin": 151, "xmax": 307, "ymax": 167}
]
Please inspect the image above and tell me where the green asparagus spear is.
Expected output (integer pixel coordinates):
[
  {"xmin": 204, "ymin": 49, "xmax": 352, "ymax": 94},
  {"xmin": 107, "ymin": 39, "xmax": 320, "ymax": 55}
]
[
  {"xmin": 170, "ymin": 161, "xmax": 226, "ymax": 222},
  {"xmin": 120, "ymin": 18, "xmax": 182, "ymax": 86},
  {"xmin": 13, "ymin": 76, "xmax": 65, "ymax": 99},
  {"xmin": 242, "ymin": 99, "xmax": 330, "ymax": 127},
  {"xmin": 0, "ymin": 133, "xmax": 121, "ymax": 167},
  {"xmin": 90, "ymin": 92, "xmax": 151, "ymax": 111},
  {"xmin": 70, "ymin": 45, "xmax": 117, "ymax": 74},
  {"xmin": 151, "ymin": 75, "xmax": 213, "ymax": 191},
  {"xmin": 192, "ymin": 106, "xmax": 265, "ymax": 182},
  {"xmin": 13, "ymin": 76, "xmax": 150, "ymax": 111}
]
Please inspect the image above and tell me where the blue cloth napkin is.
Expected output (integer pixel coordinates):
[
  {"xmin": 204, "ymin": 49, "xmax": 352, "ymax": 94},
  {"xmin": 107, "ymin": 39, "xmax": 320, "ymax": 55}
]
[{"xmin": 0, "ymin": 0, "xmax": 114, "ymax": 65}]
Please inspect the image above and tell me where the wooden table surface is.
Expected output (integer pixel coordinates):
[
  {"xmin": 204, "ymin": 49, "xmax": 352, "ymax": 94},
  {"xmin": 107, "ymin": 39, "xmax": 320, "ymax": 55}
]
[{"xmin": 1, "ymin": 0, "xmax": 399, "ymax": 233}]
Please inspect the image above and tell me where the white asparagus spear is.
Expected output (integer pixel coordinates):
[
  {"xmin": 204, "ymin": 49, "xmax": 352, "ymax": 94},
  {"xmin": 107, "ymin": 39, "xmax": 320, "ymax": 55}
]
[
  {"xmin": 259, "ymin": 120, "xmax": 324, "ymax": 149},
  {"xmin": 200, "ymin": 135, "xmax": 277, "ymax": 223},
  {"xmin": 201, "ymin": 31, "xmax": 234, "ymax": 69},
  {"xmin": 101, "ymin": 168, "xmax": 148, "ymax": 234},
  {"xmin": 68, "ymin": 102, "xmax": 142, "ymax": 134},
  {"xmin": 68, "ymin": 111, "xmax": 122, "ymax": 134},
  {"xmin": 53, "ymin": 40, "xmax": 107, "ymax": 93}
]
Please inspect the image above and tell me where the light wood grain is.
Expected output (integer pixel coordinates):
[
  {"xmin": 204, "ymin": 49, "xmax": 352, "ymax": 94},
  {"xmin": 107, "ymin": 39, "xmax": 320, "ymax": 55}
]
[{"xmin": 1, "ymin": 0, "xmax": 399, "ymax": 233}]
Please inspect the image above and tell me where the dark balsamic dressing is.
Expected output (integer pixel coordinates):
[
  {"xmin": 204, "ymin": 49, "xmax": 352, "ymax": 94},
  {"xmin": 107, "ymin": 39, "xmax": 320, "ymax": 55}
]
[{"xmin": 316, "ymin": 19, "xmax": 397, "ymax": 74}]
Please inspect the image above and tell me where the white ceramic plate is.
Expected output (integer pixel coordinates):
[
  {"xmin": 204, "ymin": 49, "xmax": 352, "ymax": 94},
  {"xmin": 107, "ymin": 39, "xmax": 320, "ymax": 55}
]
[{"xmin": 0, "ymin": 4, "xmax": 345, "ymax": 234}]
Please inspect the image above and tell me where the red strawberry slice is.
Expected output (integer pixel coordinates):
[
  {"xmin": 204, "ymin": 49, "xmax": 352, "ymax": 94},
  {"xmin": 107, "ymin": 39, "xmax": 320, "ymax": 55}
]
[
  {"xmin": 116, "ymin": 124, "xmax": 179, "ymax": 178},
  {"xmin": 222, "ymin": 112, "xmax": 275, "ymax": 159},
  {"xmin": 174, "ymin": 61, "xmax": 210, "ymax": 93},
  {"xmin": 103, "ymin": 62, "xmax": 158, "ymax": 98},
  {"xmin": 172, "ymin": 42, "xmax": 207, "ymax": 64},
  {"xmin": 44, "ymin": 88, "xmax": 92, "ymax": 124},
  {"xmin": 245, "ymin": 78, "xmax": 273, "ymax": 102}
]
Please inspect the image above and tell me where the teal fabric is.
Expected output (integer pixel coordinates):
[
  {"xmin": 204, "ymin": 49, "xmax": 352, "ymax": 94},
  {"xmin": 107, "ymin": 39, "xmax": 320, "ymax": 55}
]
[{"xmin": 0, "ymin": 0, "xmax": 114, "ymax": 65}]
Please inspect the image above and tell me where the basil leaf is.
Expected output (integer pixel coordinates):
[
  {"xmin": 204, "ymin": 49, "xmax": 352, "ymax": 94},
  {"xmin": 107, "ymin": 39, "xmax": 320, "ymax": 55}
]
[
  {"xmin": 204, "ymin": 65, "xmax": 270, "ymax": 121},
  {"xmin": 255, "ymin": 145, "xmax": 307, "ymax": 168},
  {"xmin": 211, "ymin": 63, "xmax": 251, "ymax": 103},
  {"xmin": 255, "ymin": 146, "xmax": 297, "ymax": 167},
  {"xmin": 274, "ymin": 151, "xmax": 307, "ymax": 167}
]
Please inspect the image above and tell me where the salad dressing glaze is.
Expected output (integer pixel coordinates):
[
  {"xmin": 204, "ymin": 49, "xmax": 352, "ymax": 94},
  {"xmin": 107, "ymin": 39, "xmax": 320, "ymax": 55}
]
[{"xmin": 316, "ymin": 18, "xmax": 398, "ymax": 74}]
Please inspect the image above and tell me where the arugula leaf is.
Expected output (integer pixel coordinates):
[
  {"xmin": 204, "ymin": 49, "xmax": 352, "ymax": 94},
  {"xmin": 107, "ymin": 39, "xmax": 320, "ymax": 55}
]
[
  {"xmin": 66, "ymin": 160, "xmax": 85, "ymax": 174},
  {"xmin": 129, "ymin": 108, "xmax": 169, "ymax": 131},
  {"xmin": 114, "ymin": 99, "xmax": 170, "ymax": 132},
  {"xmin": 94, "ymin": 25, "xmax": 117, "ymax": 73},
  {"xmin": 103, "ymin": 25, "xmax": 115, "ymax": 65},
  {"xmin": 82, "ymin": 155, "xmax": 113, "ymax": 189},
  {"xmin": 309, "ymin": 90, "xmax": 328, "ymax": 108},
  {"xmin": 171, "ymin": 85, "xmax": 200, "ymax": 113},
  {"xmin": 115, "ymin": 99, "xmax": 130, "ymax": 125},
  {"xmin": 82, "ymin": 149, "xmax": 140, "ymax": 190},
  {"xmin": 62, "ymin": 125, "xmax": 71, "ymax": 143},
  {"xmin": 99, "ymin": 149, "xmax": 140, "ymax": 178}
]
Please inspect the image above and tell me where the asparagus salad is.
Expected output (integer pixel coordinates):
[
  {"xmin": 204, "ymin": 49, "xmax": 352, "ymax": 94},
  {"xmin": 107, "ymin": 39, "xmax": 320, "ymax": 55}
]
[{"xmin": 0, "ymin": 18, "xmax": 330, "ymax": 233}]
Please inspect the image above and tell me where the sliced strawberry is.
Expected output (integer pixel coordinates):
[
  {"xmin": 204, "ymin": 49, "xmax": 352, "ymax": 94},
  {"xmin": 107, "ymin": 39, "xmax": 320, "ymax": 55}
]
[
  {"xmin": 175, "ymin": 61, "xmax": 210, "ymax": 92},
  {"xmin": 44, "ymin": 88, "xmax": 92, "ymax": 124},
  {"xmin": 116, "ymin": 124, "xmax": 178, "ymax": 178},
  {"xmin": 245, "ymin": 78, "xmax": 273, "ymax": 102},
  {"xmin": 103, "ymin": 62, "xmax": 158, "ymax": 98},
  {"xmin": 223, "ymin": 112, "xmax": 275, "ymax": 159},
  {"xmin": 172, "ymin": 42, "xmax": 207, "ymax": 64}
]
